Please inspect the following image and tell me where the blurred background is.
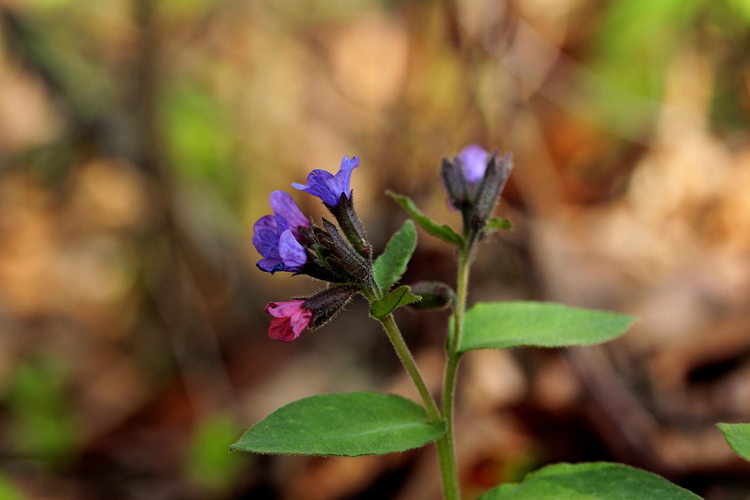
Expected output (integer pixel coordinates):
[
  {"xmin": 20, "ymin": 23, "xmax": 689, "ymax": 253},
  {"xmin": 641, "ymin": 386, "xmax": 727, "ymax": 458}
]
[{"xmin": 1, "ymin": 0, "xmax": 750, "ymax": 498}]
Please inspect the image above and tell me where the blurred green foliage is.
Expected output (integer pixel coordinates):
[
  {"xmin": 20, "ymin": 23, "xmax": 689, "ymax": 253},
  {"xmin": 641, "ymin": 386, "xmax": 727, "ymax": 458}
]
[
  {"xmin": 588, "ymin": 0, "xmax": 750, "ymax": 137},
  {"xmin": 0, "ymin": 473, "xmax": 28, "ymax": 500},
  {"xmin": 5, "ymin": 358, "xmax": 78, "ymax": 464},
  {"xmin": 586, "ymin": 0, "xmax": 702, "ymax": 136},
  {"xmin": 185, "ymin": 412, "xmax": 249, "ymax": 495},
  {"xmin": 163, "ymin": 82, "xmax": 242, "ymax": 213}
]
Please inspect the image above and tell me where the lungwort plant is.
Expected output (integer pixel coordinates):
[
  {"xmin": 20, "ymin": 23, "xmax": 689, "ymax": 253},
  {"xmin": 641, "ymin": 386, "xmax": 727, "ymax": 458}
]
[{"xmin": 233, "ymin": 147, "xmax": 702, "ymax": 499}]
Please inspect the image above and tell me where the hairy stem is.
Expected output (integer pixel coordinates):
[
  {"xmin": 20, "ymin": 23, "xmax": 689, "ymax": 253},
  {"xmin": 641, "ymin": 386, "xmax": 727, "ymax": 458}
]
[
  {"xmin": 436, "ymin": 247, "xmax": 472, "ymax": 499},
  {"xmin": 372, "ymin": 245, "xmax": 473, "ymax": 500},
  {"xmin": 379, "ymin": 314, "xmax": 442, "ymax": 424}
]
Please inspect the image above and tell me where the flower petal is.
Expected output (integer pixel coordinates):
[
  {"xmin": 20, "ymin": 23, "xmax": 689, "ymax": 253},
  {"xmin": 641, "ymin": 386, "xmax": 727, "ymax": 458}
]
[
  {"xmin": 253, "ymin": 214, "xmax": 277, "ymax": 234},
  {"xmin": 274, "ymin": 211, "xmax": 290, "ymax": 234},
  {"xmin": 266, "ymin": 299, "xmax": 306, "ymax": 318},
  {"xmin": 293, "ymin": 169, "xmax": 340, "ymax": 206},
  {"xmin": 256, "ymin": 257, "xmax": 284, "ymax": 273},
  {"xmin": 268, "ymin": 317, "xmax": 297, "ymax": 341},
  {"xmin": 252, "ymin": 228, "xmax": 281, "ymax": 258},
  {"xmin": 270, "ymin": 191, "xmax": 309, "ymax": 236},
  {"xmin": 291, "ymin": 308, "xmax": 313, "ymax": 334},
  {"xmin": 333, "ymin": 156, "xmax": 358, "ymax": 198},
  {"xmin": 278, "ymin": 230, "xmax": 308, "ymax": 270},
  {"xmin": 458, "ymin": 144, "xmax": 489, "ymax": 184}
]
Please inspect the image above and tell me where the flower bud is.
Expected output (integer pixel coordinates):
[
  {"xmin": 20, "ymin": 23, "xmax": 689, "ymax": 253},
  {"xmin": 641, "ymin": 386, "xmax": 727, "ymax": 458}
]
[
  {"xmin": 327, "ymin": 192, "xmax": 372, "ymax": 260},
  {"xmin": 265, "ymin": 285, "xmax": 357, "ymax": 342},
  {"xmin": 265, "ymin": 300, "xmax": 314, "ymax": 342},
  {"xmin": 407, "ymin": 281, "xmax": 456, "ymax": 311},
  {"xmin": 441, "ymin": 158, "xmax": 470, "ymax": 212},
  {"xmin": 468, "ymin": 152, "xmax": 513, "ymax": 245},
  {"xmin": 302, "ymin": 284, "xmax": 357, "ymax": 330},
  {"xmin": 441, "ymin": 145, "xmax": 513, "ymax": 248}
]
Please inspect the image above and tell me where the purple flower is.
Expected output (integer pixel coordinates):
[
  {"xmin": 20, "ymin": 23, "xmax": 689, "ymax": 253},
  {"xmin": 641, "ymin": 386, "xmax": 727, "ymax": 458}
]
[
  {"xmin": 457, "ymin": 144, "xmax": 490, "ymax": 184},
  {"xmin": 292, "ymin": 156, "xmax": 359, "ymax": 207},
  {"xmin": 266, "ymin": 300, "xmax": 313, "ymax": 342},
  {"xmin": 252, "ymin": 191, "xmax": 311, "ymax": 274}
]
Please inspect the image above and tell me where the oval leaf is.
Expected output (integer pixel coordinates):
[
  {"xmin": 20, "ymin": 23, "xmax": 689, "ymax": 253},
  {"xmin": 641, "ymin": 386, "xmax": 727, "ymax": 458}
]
[
  {"xmin": 458, "ymin": 302, "xmax": 635, "ymax": 354},
  {"xmin": 370, "ymin": 286, "xmax": 421, "ymax": 320},
  {"xmin": 374, "ymin": 219, "xmax": 417, "ymax": 293},
  {"xmin": 718, "ymin": 423, "xmax": 750, "ymax": 462},
  {"xmin": 478, "ymin": 462, "xmax": 701, "ymax": 500},
  {"xmin": 230, "ymin": 392, "xmax": 445, "ymax": 457},
  {"xmin": 386, "ymin": 190, "xmax": 463, "ymax": 246}
]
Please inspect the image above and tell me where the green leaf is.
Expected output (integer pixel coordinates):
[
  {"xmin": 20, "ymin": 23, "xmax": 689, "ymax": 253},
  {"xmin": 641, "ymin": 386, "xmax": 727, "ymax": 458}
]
[
  {"xmin": 370, "ymin": 286, "xmax": 421, "ymax": 320},
  {"xmin": 458, "ymin": 302, "xmax": 635, "ymax": 354},
  {"xmin": 373, "ymin": 219, "xmax": 417, "ymax": 293},
  {"xmin": 486, "ymin": 217, "xmax": 514, "ymax": 232},
  {"xmin": 387, "ymin": 190, "xmax": 463, "ymax": 246},
  {"xmin": 478, "ymin": 462, "xmax": 701, "ymax": 500},
  {"xmin": 231, "ymin": 392, "xmax": 445, "ymax": 457},
  {"xmin": 718, "ymin": 423, "xmax": 750, "ymax": 461}
]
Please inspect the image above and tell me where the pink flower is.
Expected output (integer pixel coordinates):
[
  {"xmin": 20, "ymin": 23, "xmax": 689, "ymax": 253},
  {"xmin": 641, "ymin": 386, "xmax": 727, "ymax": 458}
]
[{"xmin": 265, "ymin": 300, "xmax": 313, "ymax": 342}]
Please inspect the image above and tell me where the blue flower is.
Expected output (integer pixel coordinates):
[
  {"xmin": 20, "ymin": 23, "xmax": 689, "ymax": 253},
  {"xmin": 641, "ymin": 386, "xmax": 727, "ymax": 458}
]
[
  {"xmin": 457, "ymin": 144, "xmax": 490, "ymax": 184},
  {"xmin": 252, "ymin": 191, "xmax": 311, "ymax": 274},
  {"xmin": 292, "ymin": 156, "xmax": 359, "ymax": 207}
]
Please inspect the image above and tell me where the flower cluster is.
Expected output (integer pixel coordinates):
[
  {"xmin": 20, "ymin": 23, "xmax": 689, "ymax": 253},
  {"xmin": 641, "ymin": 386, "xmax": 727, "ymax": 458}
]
[
  {"xmin": 253, "ymin": 157, "xmax": 369, "ymax": 341},
  {"xmin": 253, "ymin": 146, "xmax": 512, "ymax": 342}
]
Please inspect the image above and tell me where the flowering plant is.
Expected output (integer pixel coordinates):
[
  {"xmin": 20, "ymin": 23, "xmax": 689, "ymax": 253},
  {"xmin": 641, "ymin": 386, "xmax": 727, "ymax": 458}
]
[{"xmin": 232, "ymin": 147, "xmax": 701, "ymax": 499}]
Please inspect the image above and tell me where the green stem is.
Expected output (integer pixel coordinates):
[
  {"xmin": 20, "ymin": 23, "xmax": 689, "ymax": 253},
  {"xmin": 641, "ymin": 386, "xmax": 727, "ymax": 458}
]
[
  {"xmin": 379, "ymin": 313, "xmax": 459, "ymax": 499},
  {"xmin": 451, "ymin": 248, "xmax": 472, "ymax": 352},
  {"xmin": 436, "ymin": 353, "xmax": 461, "ymax": 499},
  {"xmin": 372, "ymin": 246, "xmax": 473, "ymax": 500},
  {"xmin": 436, "ymin": 247, "xmax": 473, "ymax": 500},
  {"xmin": 379, "ymin": 313, "xmax": 441, "ymax": 424}
]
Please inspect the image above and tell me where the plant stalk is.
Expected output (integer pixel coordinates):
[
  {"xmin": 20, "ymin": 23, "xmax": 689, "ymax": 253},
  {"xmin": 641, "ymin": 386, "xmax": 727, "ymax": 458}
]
[
  {"xmin": 435, "ymin": 247, "xmax": 473, "ymax": 499},
  {"xmin": 373, "ymin": 245, "xmax": 473, "ymax": 500},
  {"xmin": 380, "ymin": 312, "xmax": 460, "ymax": 499},
  {"xmin": 379, "ymin": 314, "xmax": 441, "ymax": 424}
]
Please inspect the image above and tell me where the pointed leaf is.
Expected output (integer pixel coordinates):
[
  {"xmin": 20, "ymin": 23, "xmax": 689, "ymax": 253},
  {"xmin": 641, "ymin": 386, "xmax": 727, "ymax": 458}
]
[
  {"xmin": 718, "ymin": 423, "xmax": 750, "ymax": 461},
  {"xmin": 373, "ymin": 219, "xmax": 417, "ymax": 293},
  {"xmin": 486, "ymin": 217, "xmax": 514, "ymax": 232},
  {"xmin": 458, "ymin": 302, "xmax": 635, "ymax": 354},
  {"xmin": 231, "ymin": 392, "xmax": 445, "ymax": 457},
  {"xmin": 370, "ymin": 286, "xmax": 421, "ymax": 320},
  {"xmin": 478, "ymin": 462, "xmax": 701, "ymax": 499},
  {"xmin": 387, "ymin": 190, "xmax": 463, "ymax": 246}
]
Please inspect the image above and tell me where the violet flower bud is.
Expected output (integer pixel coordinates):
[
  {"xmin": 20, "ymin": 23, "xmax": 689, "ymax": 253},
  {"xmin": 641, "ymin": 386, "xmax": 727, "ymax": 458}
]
[
  {"xmin": 441, "ymin": 145, "xmax": 513, "ymax": 247},
  {"xmin": 458, "ymin": 144, "xmax": 490, "ymax": 184}
]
